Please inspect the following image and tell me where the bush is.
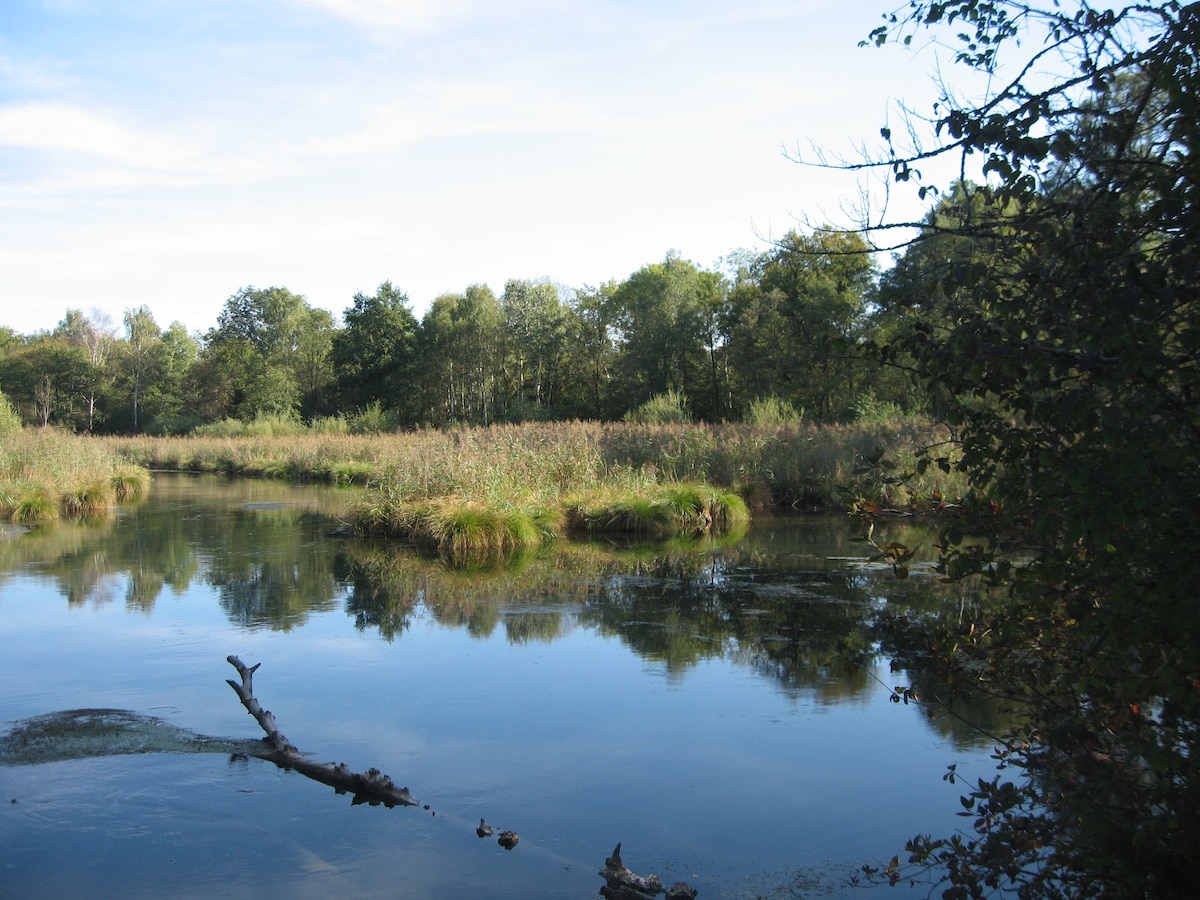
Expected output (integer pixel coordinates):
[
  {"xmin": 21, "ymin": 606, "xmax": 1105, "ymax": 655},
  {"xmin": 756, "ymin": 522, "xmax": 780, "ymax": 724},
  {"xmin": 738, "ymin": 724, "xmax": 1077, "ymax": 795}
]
[
  {"xmin": 852, "ymin": 391, "xmax": 903, "ymax": 424},
  {"xmin": 191, "ymin": 413, "xmax": 309, "ymax": 438},
  {"xmin": 347, "ymin": 402, "xmax": 400, "ymax": 435},
  {"xmin": 0, "ymin": 389, "xmax": 21, "ymax": 437},
  {"xmin": 623, "ymin": 390, "xmax": 691, "ymax": 425},
  {"xmin": 743, "ymin": 395, "xmax": 803, "ymax": 426}
]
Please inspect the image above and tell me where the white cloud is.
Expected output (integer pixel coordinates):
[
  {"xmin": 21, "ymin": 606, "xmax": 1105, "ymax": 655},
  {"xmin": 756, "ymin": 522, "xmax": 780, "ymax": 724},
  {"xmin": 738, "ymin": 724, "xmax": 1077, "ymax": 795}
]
[
  {"xmin": 0, "ymin": 101, "xmax": 192, "ymax": 163},
  {"xmin": 0, "ymin": 100, "xmax": 320, "ymax": 198}
]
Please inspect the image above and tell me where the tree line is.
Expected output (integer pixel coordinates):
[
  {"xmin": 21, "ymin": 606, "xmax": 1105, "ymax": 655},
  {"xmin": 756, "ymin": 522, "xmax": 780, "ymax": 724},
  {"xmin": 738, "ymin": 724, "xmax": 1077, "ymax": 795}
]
[{"xmin": 0, "ymin": 231, "xmax": 910, "ymax": 433}]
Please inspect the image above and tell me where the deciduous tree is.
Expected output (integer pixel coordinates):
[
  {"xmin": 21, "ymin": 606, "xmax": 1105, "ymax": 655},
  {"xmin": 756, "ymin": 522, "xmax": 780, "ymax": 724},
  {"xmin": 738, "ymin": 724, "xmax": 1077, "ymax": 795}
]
[
  {"xmin": 331, "ymin": 281, "xmax": 418, "ymax": 419},
  {"xmin": 725, "ymin": 230, "xmax": 875, "ymax": 420},
  {"xmin": 500, "ymin": 278, "xmax": 568, "ymax": 420},
  {"xmin": 56, "ymin": 308, "xmax": 117, "ymax": 431},
  {"xmin": 606, "ymin": 253, "xmax": 719, "ymax": 417},
  {"xmin": 122, "ymin": 306, "xmax": 162, "ymax": 434},
  {"xmin": 843, "ymin": 3, "xmax": 1200, "ymax": 896},
  {"xmin": 204, "ymin": 286, "xmax": 312, "ymax": 420}
]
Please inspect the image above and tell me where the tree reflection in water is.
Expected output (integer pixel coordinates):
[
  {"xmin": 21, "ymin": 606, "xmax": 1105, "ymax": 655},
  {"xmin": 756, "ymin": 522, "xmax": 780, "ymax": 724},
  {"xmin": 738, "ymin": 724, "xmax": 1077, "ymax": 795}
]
[
  {"xmin": 1, "ymin": 474, "xmax": 1015, "ymax": 749},
  {"xmin": 338, "ymin": 516, "xmax": 1013, "ymax": 748}
]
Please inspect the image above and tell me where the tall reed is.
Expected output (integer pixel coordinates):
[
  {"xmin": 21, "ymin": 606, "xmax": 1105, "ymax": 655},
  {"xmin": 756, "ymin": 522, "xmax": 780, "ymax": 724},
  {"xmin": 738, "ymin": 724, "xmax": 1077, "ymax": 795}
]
[
  {"xmin": 105, "ymin": 417, "xmax": 960, "ymax": 507},
  {"xmin": 102, "ymin": 417, "xmax": 963, "ymax": 553},
  {"xmin": 0, "ymin": 430, "xmax": 151, "ymax": 522}
]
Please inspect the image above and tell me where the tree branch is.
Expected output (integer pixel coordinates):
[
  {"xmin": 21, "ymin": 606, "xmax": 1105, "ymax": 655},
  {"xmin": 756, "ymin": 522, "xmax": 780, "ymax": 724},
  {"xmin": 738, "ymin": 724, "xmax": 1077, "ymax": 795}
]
[{"xmin": 225, "ymin": 655, "xmax": 419, "ymax": 809}]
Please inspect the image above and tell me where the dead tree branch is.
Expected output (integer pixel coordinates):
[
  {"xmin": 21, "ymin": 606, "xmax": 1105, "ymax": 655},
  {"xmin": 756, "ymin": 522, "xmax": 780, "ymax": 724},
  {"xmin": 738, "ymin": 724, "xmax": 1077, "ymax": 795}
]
[
  {"xmin": 225, "ymin": 655, "xmax": 419, "ymax": 809},
  {"xmin": 599, "ymin": 843, "xmax": 698, "ymax": 899}
]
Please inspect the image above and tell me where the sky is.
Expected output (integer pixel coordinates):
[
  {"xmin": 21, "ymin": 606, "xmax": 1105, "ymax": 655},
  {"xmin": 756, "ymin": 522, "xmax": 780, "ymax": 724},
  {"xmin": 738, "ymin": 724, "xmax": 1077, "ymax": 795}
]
[{"xmin": 0, "ymin": 0, "xmax": 953, "ymax": 337}]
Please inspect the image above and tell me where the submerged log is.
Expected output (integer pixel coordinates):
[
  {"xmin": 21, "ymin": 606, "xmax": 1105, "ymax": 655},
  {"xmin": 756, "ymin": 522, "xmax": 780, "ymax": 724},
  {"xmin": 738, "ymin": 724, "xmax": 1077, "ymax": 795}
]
[
  {"xmin": 599, "ymin": 843, "xmax": 698, "ymax": 899},
  {"xmin": 225, "ymin": 655, "xmax": 419, "ymax": 809},
  {"xmin": 497, "ymin": 830, "xmax": 520, "ymax": 850}
]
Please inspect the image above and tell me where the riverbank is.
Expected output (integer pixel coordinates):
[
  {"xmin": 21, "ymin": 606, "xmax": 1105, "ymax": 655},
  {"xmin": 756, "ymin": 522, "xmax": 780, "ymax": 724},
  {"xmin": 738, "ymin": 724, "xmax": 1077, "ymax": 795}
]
[
  {"xmin": 1, "ymin": 419, "xmax": 962, "ymax": 546},
  {"xmin": 104, "ymin": 418, "xmax": 957, "ymax": 508},
  {"xmin": 98, "ymin": 419, "xmax": 959, "ymax": 555},
  {"xmin": 0, "ymin": 429, "xmax": 150, "ymax": 523}
]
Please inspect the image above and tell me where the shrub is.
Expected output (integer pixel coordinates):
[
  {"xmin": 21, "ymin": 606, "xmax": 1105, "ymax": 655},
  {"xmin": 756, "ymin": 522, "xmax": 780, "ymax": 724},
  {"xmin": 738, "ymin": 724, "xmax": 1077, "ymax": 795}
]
[
  {"xmin": 743, "ymin": 395, "xmax": 803, "ymax": 426},
  {"xmin": 852, "ymin": 391, "xmax": 904, "ymax": 424},
  {"xmin": 623, "ymin": 390, "xmax": 692, "ymax": 425},
  {"xmin": 348, "ymin": 402, "xmax": 400, "ymax": 435},
  {"xmin": 0, "ymin": 389, "xmax": 21, "ymax": 436}
]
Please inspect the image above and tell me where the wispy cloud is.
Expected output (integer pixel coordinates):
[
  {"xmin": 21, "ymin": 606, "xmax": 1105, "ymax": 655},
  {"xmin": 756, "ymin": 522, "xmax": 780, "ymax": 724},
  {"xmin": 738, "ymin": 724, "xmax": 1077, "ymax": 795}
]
[
  {"xmin": 290, "ymin": 0, "xmax": 511, "ymax": 33},
  {"xmin": 0, "ymin": 99, "xmax": 318, "ymax": 200},
  {"xmin": 0, "ymin": 102, "xmax": 195, "ymax": 165}
]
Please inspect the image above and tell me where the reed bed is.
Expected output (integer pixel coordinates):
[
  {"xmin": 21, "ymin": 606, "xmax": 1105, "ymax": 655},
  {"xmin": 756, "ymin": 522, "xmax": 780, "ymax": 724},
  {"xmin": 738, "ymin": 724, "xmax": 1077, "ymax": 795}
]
[
  {"xmin": 105, "ymin": 417, "xmax": 957, "ymax": 505},
  {"xmin": 103, "ymin": 418, "xmax": 961, "ymax": 556},
  {"xmin": 0, "ymin": 430, "xmax": 151, "ymax": 523}
]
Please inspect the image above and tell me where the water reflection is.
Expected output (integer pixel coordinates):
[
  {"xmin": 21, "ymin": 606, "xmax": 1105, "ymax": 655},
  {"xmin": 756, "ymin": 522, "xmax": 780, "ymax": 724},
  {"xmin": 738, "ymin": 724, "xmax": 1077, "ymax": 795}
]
[
  {"xmin": 0, "ymin": 474, "xmax": 1008, "ymax": 747},
  {"xmin": 338, "ymin": 520, "xmax": 951, "ymax": 705},
  {"xmin": 0, "ymin": 473, "xmax": 1012, "ymax": 898},
  {"xmin": 0, "ymin": 475, "xmax": 353, "ymax": 629}
]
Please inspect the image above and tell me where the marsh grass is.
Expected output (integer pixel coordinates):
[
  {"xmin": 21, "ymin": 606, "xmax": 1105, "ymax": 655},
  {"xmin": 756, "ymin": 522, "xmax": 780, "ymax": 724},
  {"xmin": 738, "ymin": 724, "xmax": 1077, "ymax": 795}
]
[
  {"xmin": 102, "ymin": 417, "xmax": 962, "ymax": 553},
  {"xmin": 427, "ymin": 500, "xmax": 544, "ymax": 557},
  {"xmin": 60, "ymin": 480, "xmax": 116, "ymax": 516},
  {"xmin": 108, "ymin": 418, "xmax": 959, "ymax": 502},
  {"xmin": 566, "ymin": 482, "xmax": 750, "ymax": 537},
  {"xmin": 111, "ymin": 467, "xmax": 151, "ymax": 501},
  {"xmin": 0, "ymin": 429, "xmax": 152, "ymax": 523},
  {"xmin": 11, "ymin": 489, "xmax": 60, "ymax": 524},
  {"xmin": 355, "ymin": 493, "xmax": 563, "ymax": 560}
]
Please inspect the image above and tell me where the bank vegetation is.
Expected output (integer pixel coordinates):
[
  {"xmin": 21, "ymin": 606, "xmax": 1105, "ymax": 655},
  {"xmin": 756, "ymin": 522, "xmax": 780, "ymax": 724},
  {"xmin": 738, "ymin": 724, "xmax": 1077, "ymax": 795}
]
[
  {"xmin": 90, "ymin": 416, "xmax": 960, "ymax": 554},
  {"xmin": 0, "ymin": 426, "xmax": 149, "ymax": 523}
]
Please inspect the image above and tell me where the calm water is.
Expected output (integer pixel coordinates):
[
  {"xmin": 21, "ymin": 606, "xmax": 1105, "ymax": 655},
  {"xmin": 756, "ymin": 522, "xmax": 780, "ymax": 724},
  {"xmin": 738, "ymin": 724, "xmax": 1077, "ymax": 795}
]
[{"xmin": 0, "ymin": 474, "xmax": 993, "ymax": 899}]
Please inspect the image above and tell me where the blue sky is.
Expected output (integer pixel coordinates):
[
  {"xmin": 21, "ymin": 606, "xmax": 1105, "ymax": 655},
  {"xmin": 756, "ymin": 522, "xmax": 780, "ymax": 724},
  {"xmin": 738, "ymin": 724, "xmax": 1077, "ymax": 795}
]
[{"xmin": 0, "ymin": 0, "xmax": 949, "ymax": 336}]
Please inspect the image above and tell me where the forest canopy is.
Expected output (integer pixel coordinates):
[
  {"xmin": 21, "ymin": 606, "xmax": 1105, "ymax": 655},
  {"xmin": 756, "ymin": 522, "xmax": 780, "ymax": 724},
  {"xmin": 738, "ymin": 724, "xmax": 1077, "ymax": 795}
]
[{"xmin": 0, "ymin": 235, "xmax": 892, "ymax": 433}]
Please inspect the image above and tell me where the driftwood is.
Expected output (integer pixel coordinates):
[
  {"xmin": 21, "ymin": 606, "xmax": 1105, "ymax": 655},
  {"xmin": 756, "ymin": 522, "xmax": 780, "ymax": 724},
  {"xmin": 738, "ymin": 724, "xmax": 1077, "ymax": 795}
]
[
  {"xmin": 497, "ymin": 830, "xmax": 520, "ymax": 850},
  {"xmin": 599, "ymin": 843, "xmax": 698, "ymax": 899},
  {"xmin": 225, "ymin": 655, "xmax": 419, "ymax": 809}
]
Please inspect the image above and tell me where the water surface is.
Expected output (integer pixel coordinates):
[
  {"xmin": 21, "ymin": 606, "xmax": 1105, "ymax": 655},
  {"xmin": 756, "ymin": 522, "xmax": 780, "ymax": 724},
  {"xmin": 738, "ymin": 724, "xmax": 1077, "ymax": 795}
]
[{"xmin": 0, "ymin": 474, "xmax": 992, "ymax": 898}]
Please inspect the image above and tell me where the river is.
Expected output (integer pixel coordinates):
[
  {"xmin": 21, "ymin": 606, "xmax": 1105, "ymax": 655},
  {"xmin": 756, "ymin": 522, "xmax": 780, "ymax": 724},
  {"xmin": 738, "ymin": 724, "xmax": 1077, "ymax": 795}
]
[{"xmin": 0, "ymin": 473, "xmax": 995, "ymax": 898}]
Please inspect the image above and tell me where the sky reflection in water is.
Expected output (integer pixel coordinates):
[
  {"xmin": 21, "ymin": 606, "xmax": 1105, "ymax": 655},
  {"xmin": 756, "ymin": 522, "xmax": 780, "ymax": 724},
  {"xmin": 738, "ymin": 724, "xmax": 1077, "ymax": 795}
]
[{"xmin": 0, "ymin": 474, "xmax": 995, "ymax": 898}]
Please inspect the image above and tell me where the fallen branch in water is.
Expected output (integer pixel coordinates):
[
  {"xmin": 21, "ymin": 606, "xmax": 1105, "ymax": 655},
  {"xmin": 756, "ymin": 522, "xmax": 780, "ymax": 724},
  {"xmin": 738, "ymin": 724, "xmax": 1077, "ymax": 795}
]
[{"xmin": 225, "ymin": 654, "xmax": 419, "ymax": 809}]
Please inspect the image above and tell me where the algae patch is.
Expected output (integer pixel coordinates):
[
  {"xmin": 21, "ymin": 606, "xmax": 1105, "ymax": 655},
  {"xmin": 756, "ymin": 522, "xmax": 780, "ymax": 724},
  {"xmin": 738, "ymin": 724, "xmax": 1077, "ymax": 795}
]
[{"xmin": 0, "ymin": 709, "xmax": 264, "ymax": 766}]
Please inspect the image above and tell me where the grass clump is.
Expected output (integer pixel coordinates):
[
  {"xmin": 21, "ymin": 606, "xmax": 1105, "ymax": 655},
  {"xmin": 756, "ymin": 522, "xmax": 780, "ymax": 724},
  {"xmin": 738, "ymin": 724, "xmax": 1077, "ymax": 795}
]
[
  {"xmin": 426, "ymin": 500, "xmax": 544, "ymax": 557},
  {"xmin": 60, "ymin": 480, "xmax": 116, "ymax": 516},
  {"xmin": 567, "ymin": 482, "xmax": 749, "ymax": 537},
  {"xmin": 111, "ymin": 466, "xmax": 152, "ymax": 501},
  {"xmin": 355, "ymin": 494, "xmax": 558, "ymax": 561},
  {"xmin": 0, "ymin": 429, "xmax": 152, "ymax": 522},
  {"xmin": 11, "ymin": 489, "xmax": 60, "ymax": 524}
]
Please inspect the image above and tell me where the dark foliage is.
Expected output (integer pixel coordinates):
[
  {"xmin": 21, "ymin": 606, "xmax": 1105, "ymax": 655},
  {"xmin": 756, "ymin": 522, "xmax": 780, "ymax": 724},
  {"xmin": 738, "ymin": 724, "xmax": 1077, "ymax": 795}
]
[{"xmin": 851, "ymin": 2, "xmax": 1200, "ymax": 896}]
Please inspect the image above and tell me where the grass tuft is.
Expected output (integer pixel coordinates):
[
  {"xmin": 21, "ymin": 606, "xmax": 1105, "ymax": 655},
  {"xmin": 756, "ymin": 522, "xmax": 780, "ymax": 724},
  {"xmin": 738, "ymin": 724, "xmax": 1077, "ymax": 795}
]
[
  {"xmin": 11, "ymin": 489, "xmax": 60, "ymax": 523},
  {"xmin": 60, "ymin": 480, "xmax": 116, "ymax": 515},
  {"xmin": 111, "ymin": 467, "xmax": 152, "ymax": 501}
]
